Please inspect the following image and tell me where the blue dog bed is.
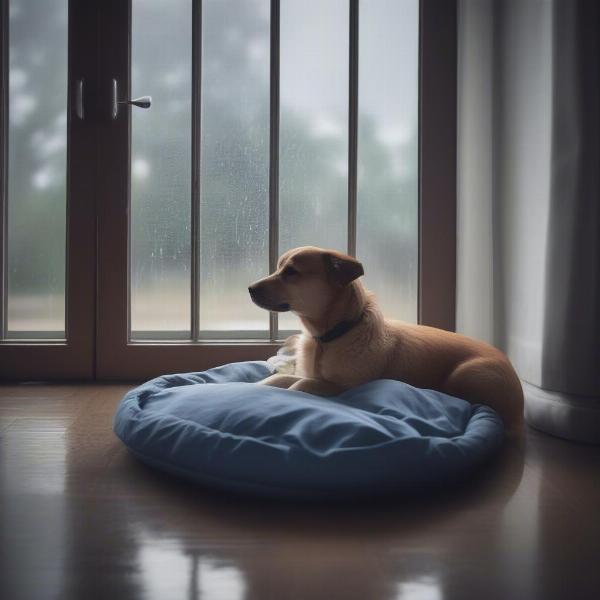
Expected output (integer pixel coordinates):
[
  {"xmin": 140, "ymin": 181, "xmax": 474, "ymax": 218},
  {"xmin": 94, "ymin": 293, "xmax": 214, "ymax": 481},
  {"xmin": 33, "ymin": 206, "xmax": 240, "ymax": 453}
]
[{"xmin": 113, "ymin": 361, "xmax": 505, "ymax": 499}]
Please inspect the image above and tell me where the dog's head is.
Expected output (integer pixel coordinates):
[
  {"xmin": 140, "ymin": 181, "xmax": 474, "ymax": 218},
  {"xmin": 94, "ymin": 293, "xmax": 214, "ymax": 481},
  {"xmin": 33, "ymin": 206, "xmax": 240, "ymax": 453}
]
[{"xmin": 248, "ymin": 246, "xmax": 364, "ymax": 318}]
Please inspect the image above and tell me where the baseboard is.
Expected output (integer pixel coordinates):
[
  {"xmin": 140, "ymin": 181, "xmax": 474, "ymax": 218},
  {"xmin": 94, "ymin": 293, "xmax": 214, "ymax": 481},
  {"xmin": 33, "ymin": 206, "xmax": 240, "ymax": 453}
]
[{"xmin": 523, "ymin": 381, "xmax": 600, "ymax": 444}]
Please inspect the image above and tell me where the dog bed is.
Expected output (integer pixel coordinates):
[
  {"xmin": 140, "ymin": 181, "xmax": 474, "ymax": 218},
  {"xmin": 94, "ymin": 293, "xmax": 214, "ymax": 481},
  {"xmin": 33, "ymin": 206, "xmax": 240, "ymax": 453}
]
[{"xmin": 113, "ymin": 361, "xmax": 505, "ymax": 499}]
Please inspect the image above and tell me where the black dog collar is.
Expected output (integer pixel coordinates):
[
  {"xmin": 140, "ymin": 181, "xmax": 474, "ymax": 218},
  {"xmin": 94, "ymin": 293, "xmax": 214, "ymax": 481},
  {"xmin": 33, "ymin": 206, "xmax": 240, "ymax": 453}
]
[{"xmin": 314, "ymin": 312, "xmax": 365, "ymax": 344}]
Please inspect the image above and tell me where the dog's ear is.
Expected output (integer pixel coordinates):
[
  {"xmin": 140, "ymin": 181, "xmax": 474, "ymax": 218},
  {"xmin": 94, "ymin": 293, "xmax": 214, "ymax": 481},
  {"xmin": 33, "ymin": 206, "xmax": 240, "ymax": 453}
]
[{"xmin": 323, "ymin": 252, "xmax": 364, "ymax": 286}]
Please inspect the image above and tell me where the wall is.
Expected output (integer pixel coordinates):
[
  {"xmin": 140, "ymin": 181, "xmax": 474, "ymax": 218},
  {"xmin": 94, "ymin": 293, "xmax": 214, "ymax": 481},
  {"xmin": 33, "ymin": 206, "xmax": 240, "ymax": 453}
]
[{"xmin": 457, "ymin": 0, "xmax": 600, "ymax": 442}]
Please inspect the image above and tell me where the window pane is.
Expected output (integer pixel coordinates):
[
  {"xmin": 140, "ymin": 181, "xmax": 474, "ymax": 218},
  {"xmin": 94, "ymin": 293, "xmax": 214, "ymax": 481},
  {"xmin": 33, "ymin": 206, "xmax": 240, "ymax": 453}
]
[
  {"xmin": 6, "ymin": 0, "xmax": 68, "ymax": 337},
  {"xmin": 130, "ymin": 0, "xmax": 192, "ymax": 338},
  {"xmin": 357, "ymin": 0, "xmax": 419, "ymax": 322},
  {"xmin": 199, "ymin": 0, "xmax": 270, "ymax": 334},
  {"xmin": 279, "ymin": 0, "xmax": 349, "ymax": 331}
]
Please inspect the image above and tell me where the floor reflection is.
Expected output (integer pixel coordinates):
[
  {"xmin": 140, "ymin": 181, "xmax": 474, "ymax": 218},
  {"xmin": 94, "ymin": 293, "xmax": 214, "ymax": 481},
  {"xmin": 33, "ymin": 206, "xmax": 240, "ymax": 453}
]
[
  {"xmin": 0, "ymin": 412, "xmax": 70, "ymax": 599},
  {"xmin": 1, "ymin": 416, "xmax": 69, "ymax": 494},
  {"xmin": 532, "ymin": 431, "xmax": 600, "ymax": 600},
  {"xmin": 135, "ymin": 540, "xmax": 191, "ymax": 599},
  {"xmin": 13, "ymin": 383, "xmax": 594, "ymax": 600},
  {"xmin": 95, "ymin": 429, "xmax": 525, "ymax": 600},
  {"xmin": 497, "ymin": 435, "xmax": 541, "ymax": 600},
  {"xmin": 135, "ymin": 540, "xmax": 247, "ymax": 600},
  {"xmin": 192, "ymin": 556, "xmax": 247, "ymax": 600},
  {"xmin": 395, "ymin": 577, "xmax": 442, "ymax": 600}
]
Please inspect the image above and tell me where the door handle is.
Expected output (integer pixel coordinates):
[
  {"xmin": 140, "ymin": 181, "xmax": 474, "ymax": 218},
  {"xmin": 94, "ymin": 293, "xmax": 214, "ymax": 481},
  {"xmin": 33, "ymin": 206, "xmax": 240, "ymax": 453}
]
[
  {"xmin": 75, "ymin": 79, "xmax": 85, "ymax": 120},
  {"xmin": 121, "ymin": 97, "xmax": 152, "ymax": 109},
  {"xmin": 111, "ymin": 79, "xmax": 152, "ymax": 120}
]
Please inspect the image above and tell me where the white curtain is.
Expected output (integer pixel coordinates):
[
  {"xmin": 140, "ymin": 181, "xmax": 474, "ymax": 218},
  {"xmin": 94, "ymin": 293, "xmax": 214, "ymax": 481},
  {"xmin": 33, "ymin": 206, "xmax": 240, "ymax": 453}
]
[{"xmin": 457, "ymin": 0, "xmax": 600, "ymax": 443}]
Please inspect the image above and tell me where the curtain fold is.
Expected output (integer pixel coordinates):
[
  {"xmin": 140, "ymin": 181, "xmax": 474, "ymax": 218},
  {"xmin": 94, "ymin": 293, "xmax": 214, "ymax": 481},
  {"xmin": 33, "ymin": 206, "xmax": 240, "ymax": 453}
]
[{"xmin": 458, "ymin": 0, "xmax": 600, "ymax": 443}]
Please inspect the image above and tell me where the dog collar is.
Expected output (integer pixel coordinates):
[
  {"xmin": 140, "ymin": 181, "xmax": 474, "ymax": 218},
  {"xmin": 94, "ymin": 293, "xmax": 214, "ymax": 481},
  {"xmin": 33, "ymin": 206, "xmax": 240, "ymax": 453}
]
[{"xmin": 314, "ymin": 312, "xmax": 365, "ymax": 344}]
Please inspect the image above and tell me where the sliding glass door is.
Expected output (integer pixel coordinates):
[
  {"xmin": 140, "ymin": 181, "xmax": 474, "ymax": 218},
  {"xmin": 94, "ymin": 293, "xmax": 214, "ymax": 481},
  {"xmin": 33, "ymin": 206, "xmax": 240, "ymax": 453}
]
[
  {"xmin": 95, "ymin": 0, "xmax": 427, "ymax": 378},
  {"xmin": 0, "ymin": 0, "xmax": 96, "ymax": 379},
  {"xmin": 124, "ymin": 0, "xmax": 419, "ymax": 343},
  {"xmin": 0, "ymin": 0, "xmax": 456, "ymax": 380}
]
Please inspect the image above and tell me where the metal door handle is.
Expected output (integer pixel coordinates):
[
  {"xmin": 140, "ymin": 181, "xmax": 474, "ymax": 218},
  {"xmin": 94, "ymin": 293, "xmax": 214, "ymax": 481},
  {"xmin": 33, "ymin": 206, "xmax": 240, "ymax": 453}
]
[
  {"xmin": 121, "ymin": 96, "xmax": 152, "ymax": 109},
  {"xmin": 75, "ymin": 79, "xmax": 84, "ymax": 120},
  {"xmin": 111, "ymin": 79, "xmax": 152, "ymax": 119}
]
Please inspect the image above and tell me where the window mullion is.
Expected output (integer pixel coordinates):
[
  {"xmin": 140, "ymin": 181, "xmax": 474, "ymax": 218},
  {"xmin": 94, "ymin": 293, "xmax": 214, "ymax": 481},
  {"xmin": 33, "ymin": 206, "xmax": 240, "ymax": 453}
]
[
  {"xmin": 269, "ymin": 0, "xmax": 280, "ymax": 342},
  {"xmin": 348, "ymin": 0, "xmax": 359, "ymax": 257},
  {"xmin": 191, "ymin": 0, "xmax": 202, "ymax": 341},
  {"xmin": 0, "ymin": 0, "xmax": 7, "ymax": 338}
]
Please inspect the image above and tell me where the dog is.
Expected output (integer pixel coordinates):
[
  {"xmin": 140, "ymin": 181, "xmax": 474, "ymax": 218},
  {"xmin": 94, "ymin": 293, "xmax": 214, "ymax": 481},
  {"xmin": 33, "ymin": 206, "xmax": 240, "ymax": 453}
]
[{"xmin": 249, "ymin": 246, "xmax": 524, "ymax": 431}]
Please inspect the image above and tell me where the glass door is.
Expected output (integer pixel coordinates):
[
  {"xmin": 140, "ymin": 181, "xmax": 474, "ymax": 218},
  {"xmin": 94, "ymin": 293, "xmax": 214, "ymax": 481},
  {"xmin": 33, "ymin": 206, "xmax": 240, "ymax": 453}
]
[
  {"xmin": 96, "ymin": 0, "xmax": 279, "ymax": 378},
  {"xmin": 0, "ymin": 0, "xmax": 96, "ymax": 379},
  {"xmin": 96, "ymin": 0, "xmax": 436, "ymax": 380},
  {"xmin": 0, "ymin": 0, "xmax": 455, "ymax": 381}
]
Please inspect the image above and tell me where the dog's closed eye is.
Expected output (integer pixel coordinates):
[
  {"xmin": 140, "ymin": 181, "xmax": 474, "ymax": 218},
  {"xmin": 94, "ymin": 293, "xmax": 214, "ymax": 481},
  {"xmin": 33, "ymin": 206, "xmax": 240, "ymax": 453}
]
[{"xmin": 282, "ymin": 265, "xmax": 299, "ymax": 278}]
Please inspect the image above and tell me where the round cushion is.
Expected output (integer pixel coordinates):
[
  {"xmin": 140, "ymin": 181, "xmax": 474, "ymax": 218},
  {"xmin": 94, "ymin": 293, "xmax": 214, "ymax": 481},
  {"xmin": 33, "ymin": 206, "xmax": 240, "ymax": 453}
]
[{"xmin": 113, "ymin": 361, "xmax": 505, "ymax": 499}]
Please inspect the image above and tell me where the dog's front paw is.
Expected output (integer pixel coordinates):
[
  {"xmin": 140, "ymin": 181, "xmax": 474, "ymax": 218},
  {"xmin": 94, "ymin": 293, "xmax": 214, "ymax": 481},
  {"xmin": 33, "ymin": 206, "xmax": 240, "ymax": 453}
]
[
  {"xmin": 266, "ymin": 334, "xmax": 299, "ymax": 375},
  {"xmin": 266, "ymin": 354, "xmax": 296, "ymax": 375},
  {"xmin": 258, "ymin": 374, "xmax": 302, "ymax": 389},
  {"xmin": 288, "ymin": 378, "xmax": 344, "ymax": 397}
]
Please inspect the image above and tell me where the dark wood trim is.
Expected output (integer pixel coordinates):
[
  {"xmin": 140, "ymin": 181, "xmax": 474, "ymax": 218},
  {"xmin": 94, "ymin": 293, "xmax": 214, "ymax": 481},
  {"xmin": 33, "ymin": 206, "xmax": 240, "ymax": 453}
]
[
  {"xmin": 95, "ymin": 0, "xmax": 130, "ymax": 378},
  {"xmin": 0, "ymin": 344, "xmax": 89, "ymax": 381},
  {"xmin": 418, "ymin": 0, "xmax": 457, "ymax": 331},
  {"xmin": 0, "ymin": 0, "xmax": 8, "ymax": 339},
  {"xmin": 64, "ymin": 0, "xmax": 97, "ymax": 376},
  {"xmin": 347, "ymin": 0, "xmax": 358, "ymax": 258},
  {"xmin": 96, "ymin": 343, "xmax": 279, "ymax": 381},
  {"xmin": 191, "ymin": 0, "xmax": 201, "ymax": 341},
  {"xmin": 125, "ymin": 0, "xmax": 133, "ymax": 344},
  {"xmin": 268, "ymin": 0, "xmax": 280, "ymax": 341},
  {"xmin": 0, "ymin": 0, "xmax": 97, "ymax": 380}
]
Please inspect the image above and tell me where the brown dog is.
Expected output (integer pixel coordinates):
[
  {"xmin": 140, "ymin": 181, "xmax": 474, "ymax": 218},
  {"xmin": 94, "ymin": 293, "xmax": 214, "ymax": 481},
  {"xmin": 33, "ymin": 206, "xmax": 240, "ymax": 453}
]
[{"xmin": 249, "ymin": 246, "xmax": 524, "ymax": 430}]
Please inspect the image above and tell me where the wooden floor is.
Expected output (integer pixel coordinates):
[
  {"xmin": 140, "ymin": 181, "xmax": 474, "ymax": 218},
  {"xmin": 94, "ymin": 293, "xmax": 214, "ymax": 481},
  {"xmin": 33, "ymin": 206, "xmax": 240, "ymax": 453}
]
[{"xmin": 0, "ymin": 384, "xmax": 599, "ymax": 600}]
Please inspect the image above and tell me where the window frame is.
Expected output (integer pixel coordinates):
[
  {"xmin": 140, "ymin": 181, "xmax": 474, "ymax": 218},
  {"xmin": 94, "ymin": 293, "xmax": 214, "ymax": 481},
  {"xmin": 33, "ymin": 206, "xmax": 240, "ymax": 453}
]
[
  {"xmin": 419, "ymin": 0, "xmax": 457, "ymax": 331},
  {"xmin": 0, "ymin": 0, "xmax": 96, "ymax": 380},
  {"xmin": 0, "ymin": 0, "xmax": 456, "ymax": 381}
]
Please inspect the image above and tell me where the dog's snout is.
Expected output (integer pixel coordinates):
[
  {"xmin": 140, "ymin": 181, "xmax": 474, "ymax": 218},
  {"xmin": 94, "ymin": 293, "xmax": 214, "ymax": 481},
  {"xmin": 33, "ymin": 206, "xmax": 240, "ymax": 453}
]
[{"xmin": 248, "ymin": 280, "xmax": 289, "ymax": 312}]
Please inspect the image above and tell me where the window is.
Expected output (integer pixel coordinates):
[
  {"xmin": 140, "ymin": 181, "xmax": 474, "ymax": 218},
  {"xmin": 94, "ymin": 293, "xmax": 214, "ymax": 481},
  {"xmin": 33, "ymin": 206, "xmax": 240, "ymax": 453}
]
[
  {"xmin": 129, "ymin": 0, "xmax": 419, "ymax": 342},
  {"xmin": 0, "ymin": 0, "xmax": 457, "ymax": 380},
  {"xmin": 3, "ymin": 0, "xmax": 68, "ymax": 339}
]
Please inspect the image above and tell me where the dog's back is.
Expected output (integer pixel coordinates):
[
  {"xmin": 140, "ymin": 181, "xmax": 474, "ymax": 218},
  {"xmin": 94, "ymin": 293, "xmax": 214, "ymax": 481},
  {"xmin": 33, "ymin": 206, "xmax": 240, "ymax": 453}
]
[{"xmin": 296, "ymin": 290, "xmax": 524, "ymax": 427}]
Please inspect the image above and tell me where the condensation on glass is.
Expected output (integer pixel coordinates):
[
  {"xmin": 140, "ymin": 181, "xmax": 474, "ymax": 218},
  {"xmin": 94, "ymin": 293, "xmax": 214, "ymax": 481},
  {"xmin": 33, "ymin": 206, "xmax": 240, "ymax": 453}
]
[
  {"xmin": 278, "ymin": 0, "xmax": 349, "ymax": 332},
  {"xmin": 5, "ymin": 0, "xmax": 68, "ymax": 338},
  {"xmin": 357, "ymin": 0, "xmax": 419, "ymax": 323},
  {"xmin": 199, "ymin": 0, "xmax": 270, "ymax": 335},
  {"xmin": 127, "ymin": 0, "xmax": 419, "ymax": 340},
  {"xmin": 130, "ymin": 0, "xmax": 192, "ymax": 338}
]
